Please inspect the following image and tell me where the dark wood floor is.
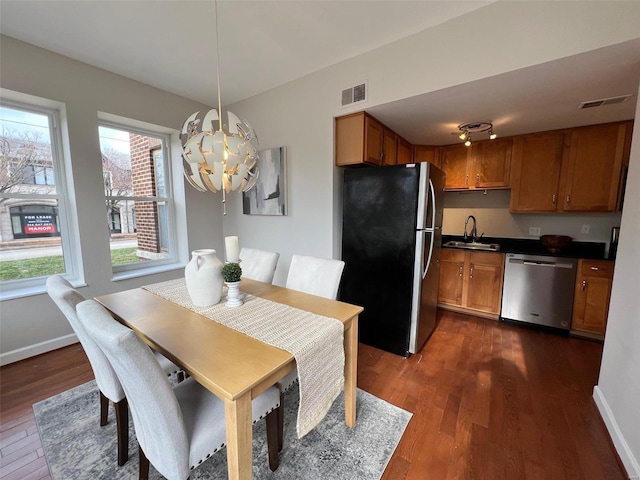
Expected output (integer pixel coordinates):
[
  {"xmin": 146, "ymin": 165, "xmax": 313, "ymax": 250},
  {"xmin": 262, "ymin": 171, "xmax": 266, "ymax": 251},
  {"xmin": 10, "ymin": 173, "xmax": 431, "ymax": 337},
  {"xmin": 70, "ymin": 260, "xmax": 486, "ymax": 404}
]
[{"xmin": 0, "ymin": 310, "xmax": 626, "ymax": 479}]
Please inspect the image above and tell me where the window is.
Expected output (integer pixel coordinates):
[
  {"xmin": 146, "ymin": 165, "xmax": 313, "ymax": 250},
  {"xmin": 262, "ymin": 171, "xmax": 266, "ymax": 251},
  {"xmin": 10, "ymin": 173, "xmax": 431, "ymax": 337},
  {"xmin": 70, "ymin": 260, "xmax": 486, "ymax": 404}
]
[
  {"xmin": 0, "ymin": 95, "xmax": 79, "ymax": 295},
  {"xmin": 99, "ymin": 121, "xmax": 178, "ymax": 273}
]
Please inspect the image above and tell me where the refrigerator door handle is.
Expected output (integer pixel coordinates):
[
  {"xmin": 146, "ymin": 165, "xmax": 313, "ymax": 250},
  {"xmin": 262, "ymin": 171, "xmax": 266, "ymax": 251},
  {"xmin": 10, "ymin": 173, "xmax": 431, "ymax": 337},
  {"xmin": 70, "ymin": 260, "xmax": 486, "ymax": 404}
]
[
  {"xmin": 423, "ymin": 230, "xmax": 434, "ymax": 280},
  {"xmin": 427, "ymin": 178, "xmax": 436, "ymax": 231}
]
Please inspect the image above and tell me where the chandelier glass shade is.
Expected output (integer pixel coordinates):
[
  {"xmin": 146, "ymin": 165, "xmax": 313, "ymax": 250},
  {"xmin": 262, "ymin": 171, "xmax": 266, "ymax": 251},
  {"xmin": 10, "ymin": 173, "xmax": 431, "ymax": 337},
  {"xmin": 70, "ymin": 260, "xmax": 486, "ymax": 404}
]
[{"xmin": 179, "ymin": 0, "xmax": 259, "ymax": 213}]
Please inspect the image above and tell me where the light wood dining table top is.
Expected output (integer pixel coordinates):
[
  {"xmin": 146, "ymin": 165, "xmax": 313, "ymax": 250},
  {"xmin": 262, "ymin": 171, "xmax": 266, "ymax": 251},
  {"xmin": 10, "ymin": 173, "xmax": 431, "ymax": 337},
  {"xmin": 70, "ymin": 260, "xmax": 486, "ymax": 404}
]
[{"xmin": 95, "ymin": 277, "xmax": 363, "ymax": 480}]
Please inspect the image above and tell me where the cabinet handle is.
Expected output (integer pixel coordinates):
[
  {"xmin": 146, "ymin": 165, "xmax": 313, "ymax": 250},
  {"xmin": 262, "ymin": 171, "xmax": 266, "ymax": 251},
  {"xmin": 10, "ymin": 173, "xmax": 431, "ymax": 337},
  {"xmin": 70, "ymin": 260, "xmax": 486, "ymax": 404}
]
[
  {"xmin": 476, "ymin": 174, "xmax": 480, "ymax": 187},
  {"xmin": 590, "ymin": 266, "xmax": 599, "ymax": 271},
  {"xmin": 582, "ymin": 280, "xmax": 587, "ymax": 291},
  {"xmin": 566, "ymin": 195, "xmax": 571, "ymax": 205},
  {"xmin": 552, "ymin": 194, "xmax": 557, "ymax": 206},
  {"xmin": 470, "ymin": 266, "xmax": 474, "ymax": 279},
  {"xmin": 458, "ymin": 266, "xmax": 463, "ymax": 277},
  {"xmin": 465, "ymin": 175, "xmax": 469, "ymax": 186}
]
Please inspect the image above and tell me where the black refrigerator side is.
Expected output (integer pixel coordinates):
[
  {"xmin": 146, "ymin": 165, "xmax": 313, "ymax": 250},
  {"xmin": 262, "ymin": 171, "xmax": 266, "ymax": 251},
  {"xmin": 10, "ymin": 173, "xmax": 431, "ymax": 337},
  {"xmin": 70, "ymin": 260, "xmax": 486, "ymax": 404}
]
[{"xmin": 340, "ymin": 164, "xmax": 420, "ymax": 357}]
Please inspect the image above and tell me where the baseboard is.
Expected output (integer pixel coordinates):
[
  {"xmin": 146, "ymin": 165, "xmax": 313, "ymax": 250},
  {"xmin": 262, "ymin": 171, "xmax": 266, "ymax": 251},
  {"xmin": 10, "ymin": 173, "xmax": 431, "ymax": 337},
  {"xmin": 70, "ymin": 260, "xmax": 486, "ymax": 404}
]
[
  {"xmin": 0, "ymin": 333, "xmax": 78, "ymax": 366},
  {"xmin": 593, "ymin": 385, "xmax": 640, "ymax": 479},
  {"xmin": 437, "ymin": 304, "xmax": 499, "ymax": 321}
]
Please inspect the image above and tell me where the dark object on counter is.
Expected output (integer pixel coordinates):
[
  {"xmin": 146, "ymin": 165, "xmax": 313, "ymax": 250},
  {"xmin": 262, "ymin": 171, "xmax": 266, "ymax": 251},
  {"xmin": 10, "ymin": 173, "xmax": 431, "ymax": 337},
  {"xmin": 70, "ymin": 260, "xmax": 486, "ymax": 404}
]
[
  {"xmin": 540, "ymin": 235, "xmax": 572, "ymax": 253},
  {"xmin": 609, "ymin": 227, "xmax": 620, "ymax": 260}
]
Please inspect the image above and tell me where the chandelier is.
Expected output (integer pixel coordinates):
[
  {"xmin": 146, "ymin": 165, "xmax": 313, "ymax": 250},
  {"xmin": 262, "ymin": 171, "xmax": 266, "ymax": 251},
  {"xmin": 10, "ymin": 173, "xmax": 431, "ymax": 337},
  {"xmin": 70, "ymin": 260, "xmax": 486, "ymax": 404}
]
[
  {"xmin": 457, "ymin": 121, "xmax": 497, "ymax": 147},
  {"xmin": 180, "ymin": 0, "xmax": 259, "ymax": 214}
]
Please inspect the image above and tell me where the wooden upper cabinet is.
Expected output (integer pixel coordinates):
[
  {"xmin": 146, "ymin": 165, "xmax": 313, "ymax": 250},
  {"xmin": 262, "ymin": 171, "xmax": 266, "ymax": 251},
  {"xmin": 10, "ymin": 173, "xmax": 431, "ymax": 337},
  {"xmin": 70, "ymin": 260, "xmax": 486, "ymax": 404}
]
[
  {"xmin": 335, "ymin": 112, "xmax": 383, "ymax": 166},
  {"xmin": 510, "ymin": 121, "xmax": 631, "ymax": 213},
  {"xmin": 510, "ymin": 131, "xmax": 566, "ymax": 212},
  {"xmin": 472, "ymin": 138, "xmax": 513, "ymax": 189},
  {"xmin": 397, "ymin": 137, "xmax": 413, "ymax": 165},
  {"xmin": 441, "ymin": 144, "xmax": 471, "ymax": 189},
  {"xmin": 382, "ymin": 127, "xmax": 397, "ymax": 166},
  {"xmin": 413, "ymin": 145, "xmax": 440, "ymax": 167},
  {"xmin": 439, "ymin": 139, "xmax": 512, "ymax": 190},
  {"xmin": 561, "ymin": 122, "xmax": 629, "ymax": 211}
]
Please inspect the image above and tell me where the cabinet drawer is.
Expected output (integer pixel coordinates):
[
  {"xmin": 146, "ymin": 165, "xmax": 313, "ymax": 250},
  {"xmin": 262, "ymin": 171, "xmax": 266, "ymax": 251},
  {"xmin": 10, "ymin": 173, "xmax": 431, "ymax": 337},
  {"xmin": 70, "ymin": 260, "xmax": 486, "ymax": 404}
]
[
  {"xmin": 440, "ymin": 249, "xmax": 465, "ymax": 263},
  {"xmin": 468, "ymin": 251, "xmax": 504, "ymax": 267},
  {"xmin": 580, "ymin": 259, "xmax": 614, "ymax": 278}
]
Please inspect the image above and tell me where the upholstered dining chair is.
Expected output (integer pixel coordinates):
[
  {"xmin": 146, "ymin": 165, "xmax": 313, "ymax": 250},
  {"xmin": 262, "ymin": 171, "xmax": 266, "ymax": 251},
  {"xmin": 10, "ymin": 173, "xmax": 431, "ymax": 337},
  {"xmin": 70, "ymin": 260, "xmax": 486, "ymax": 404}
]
[
  {"xmin": 76, "ymin": 299, "xmax": 282, "ymax": 480},
  {"xmin": 278, "ymin": 254, "xmax": 346, "ymax": 446},
  {"xmin": 45, "ymin": 275, "xmax": 183, "ymax": 466},
  {"xmin": 239, "ymin": 247, "xmax": 280, "ymax": 283}
]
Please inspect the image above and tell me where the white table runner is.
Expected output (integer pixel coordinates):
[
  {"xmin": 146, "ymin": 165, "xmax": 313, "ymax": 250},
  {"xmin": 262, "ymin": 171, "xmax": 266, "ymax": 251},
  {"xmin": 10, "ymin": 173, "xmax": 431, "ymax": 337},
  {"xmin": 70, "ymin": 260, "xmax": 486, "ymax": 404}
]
[{"xmin": 143, "ymin": 278, "xmax": 344, "ymax": 438}]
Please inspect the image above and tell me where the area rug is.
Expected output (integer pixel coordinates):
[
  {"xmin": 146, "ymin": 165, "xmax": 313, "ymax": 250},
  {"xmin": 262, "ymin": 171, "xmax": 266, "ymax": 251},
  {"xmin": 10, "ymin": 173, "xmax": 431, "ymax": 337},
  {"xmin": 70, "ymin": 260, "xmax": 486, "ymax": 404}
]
[{"xmin": 33, "ymin": 380, "xmax": 411, "ymax": 479}]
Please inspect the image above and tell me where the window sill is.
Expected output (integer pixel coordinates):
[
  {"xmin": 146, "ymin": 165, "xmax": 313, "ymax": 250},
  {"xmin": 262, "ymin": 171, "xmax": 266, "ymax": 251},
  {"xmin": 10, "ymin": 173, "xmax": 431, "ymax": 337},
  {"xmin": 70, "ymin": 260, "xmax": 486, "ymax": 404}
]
[
  {"xmin": 111, "ymin": 262, "xmax": 186, "ymax": 282},
  {"xmin": 0, "ymin": 279, "xmax": 88, "ymax": 301}
]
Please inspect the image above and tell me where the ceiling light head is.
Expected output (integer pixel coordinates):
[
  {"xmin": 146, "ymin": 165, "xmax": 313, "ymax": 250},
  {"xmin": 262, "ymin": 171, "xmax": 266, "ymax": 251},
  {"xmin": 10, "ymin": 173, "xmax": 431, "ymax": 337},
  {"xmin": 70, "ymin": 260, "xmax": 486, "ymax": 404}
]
[
  {"xmin": 464, "ymin": 137, "xmax": 472, "ymax": 147},
  {"xmin": 458, "ymin": 131, "xmax": 467, "ymax": 141},
  {"xmin": 489, "ymin": 130, "xmax": 497, "ymax": 140}
]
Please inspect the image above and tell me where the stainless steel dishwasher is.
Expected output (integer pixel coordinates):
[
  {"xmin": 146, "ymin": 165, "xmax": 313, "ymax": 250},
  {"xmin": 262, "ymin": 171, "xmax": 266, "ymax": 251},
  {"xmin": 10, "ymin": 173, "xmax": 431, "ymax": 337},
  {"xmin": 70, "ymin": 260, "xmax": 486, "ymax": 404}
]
[{"xmin": 501, "ymin": 253, "xmax": 577, "ymax": 330}]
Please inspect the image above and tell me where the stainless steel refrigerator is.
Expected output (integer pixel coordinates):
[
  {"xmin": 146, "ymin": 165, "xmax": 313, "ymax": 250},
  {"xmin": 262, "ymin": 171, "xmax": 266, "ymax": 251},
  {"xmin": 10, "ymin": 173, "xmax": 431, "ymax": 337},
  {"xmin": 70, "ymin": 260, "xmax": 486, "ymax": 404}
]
[{"xmin": 340, "ymin": 163, "xmax": 445, "ymax": 357}]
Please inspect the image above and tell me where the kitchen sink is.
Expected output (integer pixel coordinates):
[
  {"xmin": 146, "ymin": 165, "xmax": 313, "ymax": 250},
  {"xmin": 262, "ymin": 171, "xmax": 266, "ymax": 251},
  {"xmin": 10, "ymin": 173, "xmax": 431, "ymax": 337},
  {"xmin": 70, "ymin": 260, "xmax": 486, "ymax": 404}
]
[{"xmin": 443, "ymin": 240, "xmax": 501, "ymax": 251}]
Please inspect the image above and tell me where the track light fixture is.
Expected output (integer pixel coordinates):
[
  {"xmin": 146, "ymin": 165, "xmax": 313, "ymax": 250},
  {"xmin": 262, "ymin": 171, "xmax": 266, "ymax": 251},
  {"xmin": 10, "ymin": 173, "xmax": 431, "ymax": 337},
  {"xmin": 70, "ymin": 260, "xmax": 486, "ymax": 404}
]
[{"xmin": 457, "ymin": 121, "xmax": 496, "ymax": 147}]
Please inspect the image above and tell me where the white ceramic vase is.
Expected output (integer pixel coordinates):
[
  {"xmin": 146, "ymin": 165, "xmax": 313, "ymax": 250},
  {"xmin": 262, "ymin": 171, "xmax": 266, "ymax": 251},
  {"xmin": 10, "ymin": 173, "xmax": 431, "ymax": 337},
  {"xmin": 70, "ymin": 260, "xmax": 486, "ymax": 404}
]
[
  {"xmin": 225, "ymin": 281, "xmax": 243, "ymax": 307},
  {"xmin": 185, "ymin": 249, "xmax": 223, "ymax": 306}
]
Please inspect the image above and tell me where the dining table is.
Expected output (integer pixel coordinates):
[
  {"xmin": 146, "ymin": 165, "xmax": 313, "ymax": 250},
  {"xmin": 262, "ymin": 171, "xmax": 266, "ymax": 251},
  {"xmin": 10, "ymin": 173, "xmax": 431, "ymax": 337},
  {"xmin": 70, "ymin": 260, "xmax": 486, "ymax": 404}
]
[{"xmin": 95, "ymin": 277, "xmax": 363, "ymax": 480}]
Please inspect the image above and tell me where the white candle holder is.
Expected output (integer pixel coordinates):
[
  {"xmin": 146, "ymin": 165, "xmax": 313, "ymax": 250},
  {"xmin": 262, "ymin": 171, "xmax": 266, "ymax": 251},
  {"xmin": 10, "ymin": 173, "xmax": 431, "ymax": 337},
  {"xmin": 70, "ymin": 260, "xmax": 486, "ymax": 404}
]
[{"xmin": 225, "ymin": 281, "xmax": 243, "ymax": 307}]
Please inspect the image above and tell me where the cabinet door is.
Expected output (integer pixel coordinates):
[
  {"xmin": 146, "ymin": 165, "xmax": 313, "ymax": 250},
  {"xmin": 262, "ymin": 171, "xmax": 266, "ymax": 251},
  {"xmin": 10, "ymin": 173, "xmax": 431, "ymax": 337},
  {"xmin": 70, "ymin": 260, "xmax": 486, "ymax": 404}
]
[
  {"xmin": 472, "ymin": 138, "xmax": 513, "ymax": 189},
  {"xmin": 561, "ymin": 122, "xmax": 628, "ymax": 212},
  {"xmin": 441, "ymin": 144, "xmax": 471, "ymax": 189},
  {"xmin": 572, "ymin": 260, "xmax": 614, "ymax": 335},
  {"xmin": 397, "ymin": 137, "xmax": 413, "ymax": 165},
  {"xmin": 413, "ymin": 145, "xmax": 439, "ymax": 167},
  {"xmin": 465, "ymin": 252, "xmax": 505, "ymax": 314},
  {"xmin": 382, "ymin": 128, "xmax": 397, "ymax": 166},
  {"xmin": 364, "ymin": 116, "xmax": 383, "ymax": 166},
  {"xmin": 335, "ymin": 113, "xmax": 366, "ymax": 167},
  {"xmin": 510, "ymin": 131, "xmax": 565, "ymax": 212},
  {"xmin": 438, "ymin": 250, "xmax": 465, "ymax": 306}
]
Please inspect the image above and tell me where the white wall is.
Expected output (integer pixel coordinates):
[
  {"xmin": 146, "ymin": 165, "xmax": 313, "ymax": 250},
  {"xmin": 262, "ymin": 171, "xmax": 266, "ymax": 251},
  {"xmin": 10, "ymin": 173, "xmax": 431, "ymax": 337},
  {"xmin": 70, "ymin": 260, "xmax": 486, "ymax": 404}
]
[
  {"xmin": 223, "ymin": 1, "xmax": 639, "ymax": 283},
  {"xmin": 0, "ymin": 35, "xmax": 221, "ymax": 362},
  {"xmin": 594, "ymin": 82, "xmax": 640, "ymax": 478},
  {"xmin": 442, "ymin": 190, "xmax": 622, "ymax": 254}
]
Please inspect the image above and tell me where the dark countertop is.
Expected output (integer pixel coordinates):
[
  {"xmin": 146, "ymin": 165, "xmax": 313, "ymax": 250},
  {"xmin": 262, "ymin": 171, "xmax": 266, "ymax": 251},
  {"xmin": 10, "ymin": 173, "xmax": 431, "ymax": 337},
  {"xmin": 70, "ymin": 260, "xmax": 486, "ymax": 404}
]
[{"xmin": 441, "ymin": 235, "xmax": 608, "ymax": 260}]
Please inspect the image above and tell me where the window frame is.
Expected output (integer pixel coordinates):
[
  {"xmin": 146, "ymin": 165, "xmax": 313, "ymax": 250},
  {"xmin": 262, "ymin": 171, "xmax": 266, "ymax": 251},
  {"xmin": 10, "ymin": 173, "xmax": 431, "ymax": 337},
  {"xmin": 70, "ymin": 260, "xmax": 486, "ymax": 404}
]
[
  {"xmin": 98, "ymin": 118, "xmax": 180, "ymax": 277},
  {"xmin": 0, "ymin": 91, "xmax": 82, "ymax": 299}
]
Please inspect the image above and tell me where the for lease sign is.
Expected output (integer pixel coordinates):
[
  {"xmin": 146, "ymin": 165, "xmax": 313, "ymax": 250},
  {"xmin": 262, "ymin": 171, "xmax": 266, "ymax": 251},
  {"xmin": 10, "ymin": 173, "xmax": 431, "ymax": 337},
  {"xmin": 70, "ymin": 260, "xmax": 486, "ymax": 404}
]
[{"xmin": 24, "ymin": 214, "xmax": 56, "ymax": 234}]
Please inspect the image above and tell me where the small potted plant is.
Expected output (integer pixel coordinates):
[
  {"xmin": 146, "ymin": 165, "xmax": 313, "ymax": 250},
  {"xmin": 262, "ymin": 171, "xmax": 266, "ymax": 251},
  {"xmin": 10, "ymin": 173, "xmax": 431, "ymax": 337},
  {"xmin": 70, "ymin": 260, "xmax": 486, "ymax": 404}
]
[{"xmin": 221, "ymin": 262, "xmax": 243, "ymax": 307}]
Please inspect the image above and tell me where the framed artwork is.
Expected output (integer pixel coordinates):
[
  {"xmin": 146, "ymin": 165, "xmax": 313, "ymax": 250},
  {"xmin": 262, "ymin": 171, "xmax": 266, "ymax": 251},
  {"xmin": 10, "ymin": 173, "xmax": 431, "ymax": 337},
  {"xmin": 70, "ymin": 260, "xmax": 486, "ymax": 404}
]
[{"xmin": 242, "ymin": 146, "xmax": 287, "ymax": 215}]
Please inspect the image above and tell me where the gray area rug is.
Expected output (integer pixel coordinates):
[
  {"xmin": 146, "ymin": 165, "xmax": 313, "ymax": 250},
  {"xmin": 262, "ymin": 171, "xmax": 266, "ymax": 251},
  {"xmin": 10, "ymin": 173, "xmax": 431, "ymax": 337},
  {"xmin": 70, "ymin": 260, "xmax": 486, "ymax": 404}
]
[{"xmin": 33, "ymin": 380, "xmax": 411, "ymax": 479}]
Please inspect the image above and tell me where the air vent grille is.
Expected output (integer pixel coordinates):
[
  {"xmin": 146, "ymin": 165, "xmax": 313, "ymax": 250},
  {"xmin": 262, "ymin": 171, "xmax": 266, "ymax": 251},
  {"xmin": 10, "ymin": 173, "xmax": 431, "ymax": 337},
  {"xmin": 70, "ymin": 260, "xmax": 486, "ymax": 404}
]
[
  {"xmin": 579, "ymin": 94, "xmax": 632, "ymax": 109},
  {"xmin": 341, "ymin": 82, "xmax": 367, "ymax": 107}
]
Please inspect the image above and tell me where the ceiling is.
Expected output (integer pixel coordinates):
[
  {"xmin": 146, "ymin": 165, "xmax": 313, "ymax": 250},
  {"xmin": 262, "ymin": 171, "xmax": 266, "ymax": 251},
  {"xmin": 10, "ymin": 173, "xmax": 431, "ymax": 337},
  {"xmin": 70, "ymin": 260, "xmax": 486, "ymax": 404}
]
[{"xmin": 1, "ymin": 1, "xmax": 639, "ymax": 146}]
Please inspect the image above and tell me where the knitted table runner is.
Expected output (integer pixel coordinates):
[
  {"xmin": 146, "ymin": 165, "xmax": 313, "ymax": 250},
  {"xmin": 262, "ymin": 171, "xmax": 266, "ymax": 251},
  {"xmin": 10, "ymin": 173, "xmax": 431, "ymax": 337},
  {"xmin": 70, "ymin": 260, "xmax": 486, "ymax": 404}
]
[{"xmin": 143, "ymin": 278, "xmax": 344, "ymax": 438}]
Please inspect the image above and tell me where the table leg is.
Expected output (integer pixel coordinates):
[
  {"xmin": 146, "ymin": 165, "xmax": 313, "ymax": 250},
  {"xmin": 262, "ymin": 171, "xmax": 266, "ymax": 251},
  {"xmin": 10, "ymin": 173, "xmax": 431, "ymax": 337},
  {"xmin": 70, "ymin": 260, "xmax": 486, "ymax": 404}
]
[
  {"xmin": 224, "ymin": 392, "xmax": 253, "ymax": 480},
  {"xmin": 344, "ymin": 315, "xmax": 359, "ymax": 427}
]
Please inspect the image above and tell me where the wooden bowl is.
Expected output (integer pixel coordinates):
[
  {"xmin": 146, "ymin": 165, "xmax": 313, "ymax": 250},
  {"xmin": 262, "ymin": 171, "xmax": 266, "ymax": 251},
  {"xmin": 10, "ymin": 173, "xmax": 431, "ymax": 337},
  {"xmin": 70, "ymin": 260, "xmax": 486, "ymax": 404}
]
[{"xmin": 540, "ymin": 235, "xmax": 572, "ymax": 253}]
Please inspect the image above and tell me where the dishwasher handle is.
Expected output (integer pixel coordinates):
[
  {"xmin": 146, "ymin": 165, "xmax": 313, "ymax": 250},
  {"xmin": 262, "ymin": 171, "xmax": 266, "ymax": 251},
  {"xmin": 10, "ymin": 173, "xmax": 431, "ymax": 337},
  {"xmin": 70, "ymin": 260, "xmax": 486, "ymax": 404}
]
[{"xmin": 509, "ymin": 258, "xmax": 574, "ymax": 269}]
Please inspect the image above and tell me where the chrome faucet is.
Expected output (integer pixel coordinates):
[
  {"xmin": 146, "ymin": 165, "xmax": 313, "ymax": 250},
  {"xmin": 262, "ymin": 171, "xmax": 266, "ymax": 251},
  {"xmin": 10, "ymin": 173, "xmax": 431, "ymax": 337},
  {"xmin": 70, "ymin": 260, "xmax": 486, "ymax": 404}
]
[{"xmin": 464, "ymin": 215, "xmax": 483, "ymax": 242}]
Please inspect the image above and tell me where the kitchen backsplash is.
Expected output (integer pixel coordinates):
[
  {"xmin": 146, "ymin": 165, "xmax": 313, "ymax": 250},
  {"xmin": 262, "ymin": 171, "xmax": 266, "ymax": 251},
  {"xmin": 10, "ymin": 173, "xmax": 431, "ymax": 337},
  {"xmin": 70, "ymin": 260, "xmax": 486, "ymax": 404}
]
[{"xmin": 442, "ymin": 190, "xmax": 621, "ymax": 252}]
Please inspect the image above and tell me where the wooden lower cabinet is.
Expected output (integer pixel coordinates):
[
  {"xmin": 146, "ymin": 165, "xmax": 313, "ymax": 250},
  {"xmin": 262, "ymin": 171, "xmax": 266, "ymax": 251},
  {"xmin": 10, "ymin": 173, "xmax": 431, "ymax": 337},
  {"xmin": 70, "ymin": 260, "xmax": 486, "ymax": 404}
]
[
  {"xmin": 438, "ymin": 249, "xmax": 505, "ymax": 318},
  {"xmin": 572, "ymin": 259, "xmax": 614, "ymax": 335}
]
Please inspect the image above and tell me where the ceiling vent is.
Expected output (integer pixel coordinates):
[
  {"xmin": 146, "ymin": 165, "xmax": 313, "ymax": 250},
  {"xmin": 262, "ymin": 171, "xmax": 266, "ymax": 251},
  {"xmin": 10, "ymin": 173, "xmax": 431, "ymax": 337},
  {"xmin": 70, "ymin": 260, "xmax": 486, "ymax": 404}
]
[
  {"xmin": 579, "ymin": 94, "xmax": 633, "ymax": 109},
  {"xmin": 341, "ymin": 82, "xmax": 367, "ymax": 107}
]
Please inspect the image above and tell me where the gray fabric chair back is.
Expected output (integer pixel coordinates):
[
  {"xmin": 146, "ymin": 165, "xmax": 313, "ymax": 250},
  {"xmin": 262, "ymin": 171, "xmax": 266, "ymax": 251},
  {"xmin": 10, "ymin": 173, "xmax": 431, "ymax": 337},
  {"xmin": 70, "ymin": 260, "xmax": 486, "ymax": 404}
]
[
  {"xmin": 46, "ymin": 275, "xmax": 124, "ymax": 403},
  {"xmin": 76, "ymin": 299, "xmax": 190, "ymax": 480},
  {"xmin": 285, "ymin": 254, "xmax": 345, "ymax": 300},
  {"xmin": 239, "ymin": 247, "xmax": 280, "ymax": 283}
]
